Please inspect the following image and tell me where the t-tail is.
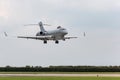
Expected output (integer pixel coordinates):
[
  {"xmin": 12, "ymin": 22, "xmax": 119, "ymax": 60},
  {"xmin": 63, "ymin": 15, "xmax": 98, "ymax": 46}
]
[{"xmin": 39, "ymin": 22, "xmax": 46, "ymax": 32}]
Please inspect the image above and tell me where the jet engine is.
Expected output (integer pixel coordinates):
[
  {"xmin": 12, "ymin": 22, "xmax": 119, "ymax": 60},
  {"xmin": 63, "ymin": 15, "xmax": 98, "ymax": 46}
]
[
  {"xmin": 40, "ymin": 31, "xmax": 44, "ymax": 35},
  {"xmin": 36, "ymin": 31, "xmax": 46, "ymax": 36}
]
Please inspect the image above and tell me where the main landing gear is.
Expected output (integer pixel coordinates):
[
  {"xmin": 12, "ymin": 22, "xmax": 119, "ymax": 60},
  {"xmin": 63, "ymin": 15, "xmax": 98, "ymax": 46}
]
[
  {"xmin": 55, "ymin": 40, "xmax": 59, "ymax": 44},
  {"xmin": 43, "ymin": 40, "xmax": 59, "ymax": 44},
  {"xmin": 43, "ymin": 40, "xmax": 47, "ymax": 44}
]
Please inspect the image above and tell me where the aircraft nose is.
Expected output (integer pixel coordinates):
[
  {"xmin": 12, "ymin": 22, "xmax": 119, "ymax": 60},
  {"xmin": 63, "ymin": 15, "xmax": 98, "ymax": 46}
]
[{"xmin": 64, "ymin": 30, "xmax": 68, "ymax": 34}]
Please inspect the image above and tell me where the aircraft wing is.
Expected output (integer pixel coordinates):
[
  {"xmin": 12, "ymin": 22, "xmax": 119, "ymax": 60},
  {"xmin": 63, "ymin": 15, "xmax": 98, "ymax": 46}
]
[
  {"xmin": 64, "ymin": 37, "xmax": 77, "ymax": 39},
  {"xmin": 17, "ymin": 36, "xmax": 77, "ymax": 41},
  {"xmin": 17, "ymin": 36, "xmax": 53, "ymax": 40}
]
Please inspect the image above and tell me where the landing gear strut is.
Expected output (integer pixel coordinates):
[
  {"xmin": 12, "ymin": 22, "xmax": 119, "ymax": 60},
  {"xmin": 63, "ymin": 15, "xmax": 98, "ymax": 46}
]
[
  {"xmin": 55, "ymin": 40, "xmax": 59, "ymax": 44},
  {"xmin": 44, "ymin": 40, "xmax": 47, "ymax": 44}
]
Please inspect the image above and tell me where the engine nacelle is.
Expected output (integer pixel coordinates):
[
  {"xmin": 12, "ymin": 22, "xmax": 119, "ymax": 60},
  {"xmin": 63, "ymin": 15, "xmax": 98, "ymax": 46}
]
[
  {"xmin": 36, "ymin": 31, "xmax": 46, "ymax": 36},
  {"xmin": 40, "ymin": 31, "xmax": 44, "ymax": 35}
]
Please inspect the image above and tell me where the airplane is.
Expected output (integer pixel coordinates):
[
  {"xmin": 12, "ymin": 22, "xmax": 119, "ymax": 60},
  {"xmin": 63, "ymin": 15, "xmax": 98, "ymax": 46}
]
[{"xmin": 4, "ymin": 21, "xmax": 78, "ymax": 44}]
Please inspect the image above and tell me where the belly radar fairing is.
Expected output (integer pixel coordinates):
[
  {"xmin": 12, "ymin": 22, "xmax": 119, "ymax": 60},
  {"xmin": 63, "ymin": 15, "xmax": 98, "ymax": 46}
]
[{"xmin": 18, "ymin": 21, "xmax": 77, "ymax": 44}]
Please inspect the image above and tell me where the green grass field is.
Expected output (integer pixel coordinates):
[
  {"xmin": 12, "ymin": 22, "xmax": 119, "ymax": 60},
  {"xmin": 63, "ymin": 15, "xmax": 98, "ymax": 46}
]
[
  {"xmin": 0, "ymin": 72, "xmax": 120, "ymax": 74},
  {"xmin": 0, "ymin": 77, "xmax": 120, "ymax": 80}
]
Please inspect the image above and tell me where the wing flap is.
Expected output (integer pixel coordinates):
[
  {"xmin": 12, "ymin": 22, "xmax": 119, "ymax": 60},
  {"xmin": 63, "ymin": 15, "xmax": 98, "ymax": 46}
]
[
  {"xmin": 17, "ymin": 36, "xmax": 53, "ymax": 40},
  {"xmin": 64, "ymin": 37, "xmax": 77, "ymax": 39}
]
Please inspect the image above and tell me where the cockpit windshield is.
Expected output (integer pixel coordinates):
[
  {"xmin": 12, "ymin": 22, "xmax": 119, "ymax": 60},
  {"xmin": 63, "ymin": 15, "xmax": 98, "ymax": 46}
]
[
  {"xmin": 57, "ymin": 26, "xmax": 66, "ymax": 30},
  {"xmin": 57, "ymin": 26, "xmax": 62, "ymax": 29}
]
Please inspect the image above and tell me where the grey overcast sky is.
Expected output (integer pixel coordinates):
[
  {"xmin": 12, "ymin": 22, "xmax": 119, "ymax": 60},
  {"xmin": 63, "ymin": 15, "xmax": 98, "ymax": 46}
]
[{"xmin": 0, "ymin": 0, "xmax": 120, "ymax": 67}]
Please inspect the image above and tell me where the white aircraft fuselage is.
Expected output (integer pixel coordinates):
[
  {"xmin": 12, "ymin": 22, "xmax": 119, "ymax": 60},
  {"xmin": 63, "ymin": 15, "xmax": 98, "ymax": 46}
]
[{"xmin": 36, "ymin": 26, "xmax": 68, "ymax": 40}]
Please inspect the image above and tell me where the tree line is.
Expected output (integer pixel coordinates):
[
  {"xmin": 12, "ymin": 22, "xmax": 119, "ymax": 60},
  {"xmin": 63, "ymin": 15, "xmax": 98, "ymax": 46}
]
[{"xmin": 0, "ymin": 65, "xmax": 120, "ymax": 72}]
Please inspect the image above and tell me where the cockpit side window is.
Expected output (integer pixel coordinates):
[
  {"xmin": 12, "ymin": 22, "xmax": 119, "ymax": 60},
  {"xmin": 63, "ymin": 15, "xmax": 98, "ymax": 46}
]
[
  {"xmin": 57, "ymin": 26, "xmax": 61, "ymax": 29},
  {"xmin": 61, "ymin": 28, "xmax": 66, "ymax": 30}
]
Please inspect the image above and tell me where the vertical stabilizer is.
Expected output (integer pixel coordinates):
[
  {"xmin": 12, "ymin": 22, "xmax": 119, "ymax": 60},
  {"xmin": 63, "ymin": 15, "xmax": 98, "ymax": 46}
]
[{"xmin": 39, "ymin": 22, "xmax": 46, "ymax": 32}]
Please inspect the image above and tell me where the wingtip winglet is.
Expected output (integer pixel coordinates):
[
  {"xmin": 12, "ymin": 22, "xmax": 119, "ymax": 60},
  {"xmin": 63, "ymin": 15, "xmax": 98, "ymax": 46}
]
[
  {"xmin": 84, "ymin": 32, "xmax": 86, "ymax": 37},
  {"xmin": 4, "ymin": 32, "xmax": 8, "ymax": 37}
]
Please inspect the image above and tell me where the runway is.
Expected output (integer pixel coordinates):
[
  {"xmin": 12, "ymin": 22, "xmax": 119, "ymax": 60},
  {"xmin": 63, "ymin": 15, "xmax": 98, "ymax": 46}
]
[{"xmin": 0, "ymin": 74, "xmax": 120, "ymax": 77}]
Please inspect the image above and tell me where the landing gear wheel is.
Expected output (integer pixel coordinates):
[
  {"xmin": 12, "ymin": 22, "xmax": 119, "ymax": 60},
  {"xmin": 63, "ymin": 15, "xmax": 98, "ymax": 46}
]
[
  {"xmin": 55, "ymin": 40, "xmax": 59, "ymax": 44},
  {"xmin": 44, "ymin": 40, "xmax": 47, "ymax": 44}
]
